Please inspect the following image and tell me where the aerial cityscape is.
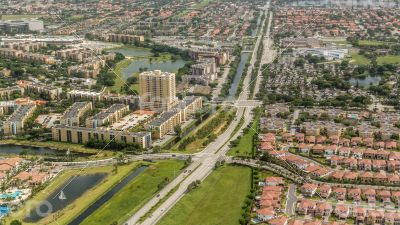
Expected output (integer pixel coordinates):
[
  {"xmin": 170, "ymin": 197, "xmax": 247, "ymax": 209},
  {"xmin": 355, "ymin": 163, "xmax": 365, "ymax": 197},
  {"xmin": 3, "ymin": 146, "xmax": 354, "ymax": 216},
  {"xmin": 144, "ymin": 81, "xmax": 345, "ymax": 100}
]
[{"xmin": 0, "ymin": 0, "xmax": 399, "ymax": 225}]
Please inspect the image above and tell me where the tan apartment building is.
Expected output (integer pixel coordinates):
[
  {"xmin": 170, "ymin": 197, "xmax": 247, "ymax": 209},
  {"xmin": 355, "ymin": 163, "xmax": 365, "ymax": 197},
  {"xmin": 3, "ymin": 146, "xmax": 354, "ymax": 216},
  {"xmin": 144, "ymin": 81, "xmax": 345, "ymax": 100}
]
[
  {"xmin": 60, "ymin": 102, "xmax": 92, "ymax": 126},
  {"xmin": 107, "ymin": 34, "xmax": 144, "ymax": 44},
  {"xmin": 17, "ymin": 80, "xmax": 62, "ymax": 100},
  {"xmin": 52, "ymin": 125, "xmax": 151, "ymax": 149},
  {"xmin": 3, "ymin": 104, "xmax": 36, "ymax": 135},
  {"xmin": 86, "ymin": 104, "xmax": 129, "ymax": 128},
  {"xmin": 0, "ymin": 86, "xmax": 24, "ymax": 100},
  {"xmin": 147, "ymin": 96, "xmax": 202, "ymax": 139},
  {"xmin": 139, "ymin": 70, "xmax": 178, "ymax": 112}
]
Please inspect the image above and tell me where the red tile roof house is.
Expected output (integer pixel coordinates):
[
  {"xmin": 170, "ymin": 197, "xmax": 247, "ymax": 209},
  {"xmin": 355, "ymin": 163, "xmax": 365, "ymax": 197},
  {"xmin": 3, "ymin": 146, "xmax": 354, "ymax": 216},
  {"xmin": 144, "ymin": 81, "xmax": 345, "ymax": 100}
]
[
  {"xmin": 295, "ymin": 133, "xmax": 305, "ymax": 143},
  {"xmin": 314, "ymin": 202, "xmax": 332, "ymax": 217},
  {"xmin": 347, "ymin": 188, "xmax": 361, "ymax": 202},
  {"xmin": 304, "ymin": 165, "xmax": 322, "ymax": 175},
  {"xmin": 391, "ymin": 191, "xmax": 400, "ymax": 206},
  {"xmin": 363, "ymin": 149, "xmax": 377, "ymax": 159},
  {"xmin": 343, "ymin": 158, "xmax": 357, "ymax": 170},
  {"xmin": 282, "ymin": 133, "xmax": 294, "ymax": 142},
  {"xmin": 352, "ymin": 207, "xmax": 366, "ymax": 223},
  {"xmin": 366, "ymin": 210, "xmax": 384, "ymax": 225},
  {"xmin": 343, "ymin": 171, "xmax": 358, "ymax": 182},
  {"xmin": 328, "ymin": 135, "xmax": 339, "ymax": 145},
  {"xmin": 296, "ymin": 199, "xmax": 316, "ymax": 215},
  {"xmin": 376, "ymin": 150, "xmax": 390, "ymax": 160},
  {"xmin": 317, "ymin": 184, "xmax": 331, "ymax": 198},
  {"xmin": 374, "ymin": 141, "xmax": 385, "ymax": 150},
  {"xmin": 298, "ymin": 143, "xmax": 311, "ymax": 154},
  {"xmin": 358, "ymin": 159, "xmax": 372, "ymax": 171},
  {"xmin": 339, "ymin": 138, "xmax": 350, "ymax": 147},
  {"xmin": 334, "ymin": 204, "xmax": 349, "ymax": 220},
  {"xmin": 264, "ymin": 176, "xmax": 285, "ymax": 186},
  {"xmin": 376, "ymin": 190, "xmax": 391, "ymax": 204},
  {"xmin": 384, "ymin": 212, "xmax": 400, "ymax": 225},
  {"xmin": 362, "ymin": 189, "xmax": 376, "ymax": 204},
  {"xmin": 385, "ymin": 141, "xmax": 397, "ymax": 149},
  {"xmin": 371, "ymin": 159, "xmax": 387, "ymax": 171},
  {"xmin": 351, "ymin": 148, "xmax": 364, "ymax": 159},
  {"xmin": 268, "ymin": 216, "xmax": 288, "ymax": 225},
  {"xmin": 311, "ymin": 168, "xmax": 330, "ymax": 178},
  {"xmin": 256, "ymin": 207, "xmax": 275, "ymax": 221},
  {"xmin": 305, "ymin": 136, "xmax": 316, "ymax": 144},
  {"xmin": 363, "ymin": 137, "xmax": 374, "ymax": 148},
  {"xmin": 388, "ymin": 174, "xmax": 400, "ymax": 186},
  {"xmin": 329, "ymin": 155, "xmax": 344, "ymax": 167},
  {"xmin": 315, "ymin": 136, "xmax": 327, "ymax": 144},
  {"xmin": 301, "ymin": 183, "xmax": 318, "ymax": 197},
  {"xmin": 324, "ymin": 145, "xmax": 337, "ymax": 156},
  {"xmin": 387, "ymin": 160, "xmax": 400, "ymax": 172},
  {"xmin": 332, "ymin": 187, "xmax": 347, "ymax": 201},
  {"xmin": 337, "ymin": 147, "xmax": 351, "ymax": 157},
  {"xmin": 312, "ymin": 144, "xmax": 325, "ymax": 155},
  {"xmin": 330, "ymin": 170, "xmax": 345, "ymax": 180},
  {"xmin": 351, "ymin": 137, "xmax": 362, "ymax": 147},
  {"xmin": 303, "ymin": 220, "xmax": 322, "ymax": 225},
  {"xmin": 360, "ymin": 171, "xmax": 374, "ymax": 183}
]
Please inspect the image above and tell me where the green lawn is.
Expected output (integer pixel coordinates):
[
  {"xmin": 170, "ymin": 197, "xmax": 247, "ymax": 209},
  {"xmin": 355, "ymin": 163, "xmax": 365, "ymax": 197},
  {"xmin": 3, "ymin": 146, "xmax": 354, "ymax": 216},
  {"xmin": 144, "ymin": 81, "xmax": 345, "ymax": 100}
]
[
  {"xmin": 377, "ymin": 55, "xmax": 400, "ymax": 65},
  {"xmin": 8, "ymin": 163, "xmax": 143, "ymax": 225},
  {"xmin": 157, "ymin": 165, "xmax": 251, "ymax": 225},
  {"xmin": 194, "ymin": 0, "xmax": 213, "ymax": 9},
  {"xmin": 358, "ymin": 40, "xmax": 395, "ymax": 46},
  {"xmin": 80, "ymin": 160, "xmax": 185, "ymax": 225},
  {"xmin": 350, "ymin": 53, "xmax": 370, "ymax": 65},
  {"xmin": 109, "ymin": 58, "xmax": 136, "ymax": 93},
  {"xmin": 228, "ymin": 109, "xmax": 261, "ymax": 157}
]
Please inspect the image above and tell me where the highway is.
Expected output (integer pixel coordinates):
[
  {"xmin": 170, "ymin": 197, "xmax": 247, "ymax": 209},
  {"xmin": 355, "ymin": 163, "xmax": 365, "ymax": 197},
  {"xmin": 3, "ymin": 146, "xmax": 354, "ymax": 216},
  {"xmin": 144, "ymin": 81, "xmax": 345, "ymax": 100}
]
[{"xmin": 125, "ymin": 2, "xmax": 272, "ymax": 225}]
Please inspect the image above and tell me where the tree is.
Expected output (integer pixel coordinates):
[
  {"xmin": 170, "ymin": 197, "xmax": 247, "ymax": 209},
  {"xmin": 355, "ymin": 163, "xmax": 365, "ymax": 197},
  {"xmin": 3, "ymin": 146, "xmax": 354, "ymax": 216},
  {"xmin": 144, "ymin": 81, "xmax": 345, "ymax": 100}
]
[
  {"xmin": 174, "ymin": 124, "xmax": 182, "ymax": 137},
  {"xmin": 10, "ymin": 220, "xmax": 22, "ymax": 225}
]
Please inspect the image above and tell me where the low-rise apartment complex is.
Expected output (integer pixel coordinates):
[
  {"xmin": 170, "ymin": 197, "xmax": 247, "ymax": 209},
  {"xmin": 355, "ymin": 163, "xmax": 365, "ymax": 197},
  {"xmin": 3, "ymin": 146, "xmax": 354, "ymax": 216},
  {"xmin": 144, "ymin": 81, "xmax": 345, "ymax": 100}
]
[
  {"xmin": 3, "ymin": 104, "xmax": 36, "ymax": 135},
  {"xmin": 86, "ymin": 104, "xmax": 129, "ymax": 128},
  {"xmin": 60, "ymin": 102, "xmax": 93, "ymax": 126}
]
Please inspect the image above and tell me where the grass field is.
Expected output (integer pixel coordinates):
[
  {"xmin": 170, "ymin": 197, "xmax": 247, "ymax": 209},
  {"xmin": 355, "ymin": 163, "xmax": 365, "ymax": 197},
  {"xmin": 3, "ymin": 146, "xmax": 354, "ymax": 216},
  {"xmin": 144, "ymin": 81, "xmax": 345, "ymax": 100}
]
[
  {"xmin": 1, "ymin": 14, "xmax": 39, "ymax": 20},
  {"xmin": 377, "ymin": 55, "xmax": 400, "ymax": 65},
  {"xmin": 194, "ymin": 0, "xmax": 213, "ymax": 9},
  {"xmin": 358, "ymin": 40, "xmax": 395, "ymax": 46},
  {"xmin": 157, "ymin": 165, "xmax": 251, "ymax": 225},
  {"xmin": 7, "ymin": 163, "xmax": 143, "ymax": 225},
  {"xmin": 228, "ymin": 109, "xmax": 261, "ymax": 157},
  {"xmin": 80, "ymin": 160, "xmax": 185, "ymax": 225},
  {"xmin": 109, "ymin": 58, "xmax": 136, "ymax": 93},
  {"xmin": 350, "ymin": 53, "xmax": 370, "ymax": 65}
]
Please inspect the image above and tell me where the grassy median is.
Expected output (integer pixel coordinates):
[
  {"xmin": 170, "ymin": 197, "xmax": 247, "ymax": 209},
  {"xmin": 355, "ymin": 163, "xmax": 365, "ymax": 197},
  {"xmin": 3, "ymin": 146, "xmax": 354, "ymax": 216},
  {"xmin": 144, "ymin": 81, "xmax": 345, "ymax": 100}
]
[{"xmin": 157, "ymin": 165, "xmax": 251, "ymax": 225}]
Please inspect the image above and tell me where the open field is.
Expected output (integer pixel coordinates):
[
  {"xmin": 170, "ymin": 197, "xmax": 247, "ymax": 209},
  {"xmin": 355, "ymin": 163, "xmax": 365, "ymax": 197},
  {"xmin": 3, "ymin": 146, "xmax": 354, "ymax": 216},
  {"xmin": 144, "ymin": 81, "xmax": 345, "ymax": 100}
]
[
  {"xmin": 228, "ymin": 109, "xmax": 261, "ymax": 157},
  {"xmin": 157, "ymin": 165, "xmax": 251, "ymax": 225},
  {"xmin": 377, "ymin": 55, "xmax": 400, "ymax": 65},
  {"xmin": 7, "ymin": 163, "xmax": 143, "ymax": 225},
  {"xmin": 358, "ymin": 40, "xmax": 396, "ymax": 46},
  {"xmin": 109, "ymin": 58, "xmax": 136, "ymax": 93},
  {"xmin": 350, "ymin": 53, "xmax": 370, "ymax": 65},
  {"xmin": 0, "ymin": 139, "xmax": 114, "ymax": 159},
  {"xmin": 81, "ymin": 160, "xmax": 185, "ymax": 225}
]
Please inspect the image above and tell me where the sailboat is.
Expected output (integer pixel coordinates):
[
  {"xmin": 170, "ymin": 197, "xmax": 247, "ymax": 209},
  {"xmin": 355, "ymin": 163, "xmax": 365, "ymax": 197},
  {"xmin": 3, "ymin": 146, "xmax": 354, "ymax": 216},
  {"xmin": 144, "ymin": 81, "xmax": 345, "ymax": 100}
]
[{"xmin": 59, "ymin": 191, "xmax": 67, "ymax": 200}]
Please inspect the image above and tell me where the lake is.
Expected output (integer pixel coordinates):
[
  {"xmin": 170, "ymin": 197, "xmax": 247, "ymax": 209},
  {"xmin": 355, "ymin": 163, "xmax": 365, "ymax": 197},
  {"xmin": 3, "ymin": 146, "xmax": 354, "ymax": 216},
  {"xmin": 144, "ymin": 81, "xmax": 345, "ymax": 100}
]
[{"xmin": 24, "ymin": 173, "xmax": 107, "ymax": 223}]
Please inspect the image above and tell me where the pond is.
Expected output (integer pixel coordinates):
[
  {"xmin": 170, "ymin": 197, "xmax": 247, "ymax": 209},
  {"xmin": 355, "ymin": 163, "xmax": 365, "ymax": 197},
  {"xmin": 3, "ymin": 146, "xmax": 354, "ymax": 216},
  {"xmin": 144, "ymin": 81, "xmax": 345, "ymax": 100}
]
[
  {"xmin": 121, "ymin": 58, "xmax": 186, "ymax": 79},
  {"xmin": 108, "ymin": 47, "xmax": 152, "ymax": 57},
  {"xmin": 349, "ymin": 76, "xmax": 381, "ymax": 88},
  {"xmin": 69, "ymin": 166, "xmax": 147, "ymax": 225},
  {"xmin": 0, "ymin": 144, "xmax": 93, "ymax": 157},
  {"xmin": 228, "ymin": 52, "xmax": 250, "ymax": 98},
  {"xmin": 23, "ymin": 173, "xmax": 107, "ymax": 223}
]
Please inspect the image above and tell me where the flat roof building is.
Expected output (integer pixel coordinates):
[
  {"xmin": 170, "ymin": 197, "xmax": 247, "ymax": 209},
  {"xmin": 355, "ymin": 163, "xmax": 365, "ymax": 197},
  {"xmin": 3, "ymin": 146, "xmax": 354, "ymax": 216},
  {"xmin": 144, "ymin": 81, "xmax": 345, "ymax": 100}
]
[
  {"xmin": 60, "ymin": 102, "xmax": 92, "ymax": 126},
  {"xmin": 3, "ymin": 104, "xmax": 36, "ymax": 135}
]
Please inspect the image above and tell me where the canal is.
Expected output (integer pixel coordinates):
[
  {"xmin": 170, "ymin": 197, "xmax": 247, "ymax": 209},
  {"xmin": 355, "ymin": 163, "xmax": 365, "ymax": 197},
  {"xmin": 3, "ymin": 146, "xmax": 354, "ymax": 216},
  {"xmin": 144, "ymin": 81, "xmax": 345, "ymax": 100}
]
[
  {"xmin": 68, "ymin": 166, "xmax": 147, "ymax": 225},
  {"xmin": 24, "ymin": 173, "xmax": 107, "ymax": 223},
  {"xmin": 228, "ymin": 52, "xmax": 250, "ymax": 98},
  {"xmin": 0, "ymin": 144, "xmax": 93, "ymax": 157}
]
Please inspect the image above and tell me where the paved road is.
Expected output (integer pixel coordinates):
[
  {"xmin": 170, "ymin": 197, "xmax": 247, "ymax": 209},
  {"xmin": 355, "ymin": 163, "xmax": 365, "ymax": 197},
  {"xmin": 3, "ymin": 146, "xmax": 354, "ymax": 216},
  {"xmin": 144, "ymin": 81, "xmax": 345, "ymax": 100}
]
[
  {"xmin": 285, "ymin": 184, "xmax": 297, "ymax": 215},
  {"xmin": 126, "ymin": 3, "xmax": 272, "ymax": 225}
]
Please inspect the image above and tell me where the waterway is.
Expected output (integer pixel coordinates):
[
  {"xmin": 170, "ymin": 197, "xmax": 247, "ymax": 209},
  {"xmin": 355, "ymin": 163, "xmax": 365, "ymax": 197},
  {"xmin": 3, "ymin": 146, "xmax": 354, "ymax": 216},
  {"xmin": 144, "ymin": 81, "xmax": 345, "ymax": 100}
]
[
  {"xmin": 228, "ymin": 52, "xmax": 250, "ymax": 98},
  {"xmin": 0, "ymin": 144, "xmax": 93, "ymax": 157},
  {"xmin": 68, "ymin": 166, "xmax": 147, "ymax": 225},
  {"xmin": 24, "ymin": 173, "xmax": 107, "ymax": 223},
  {"xmin": 349, "ymin": 75, "xmax": 381, "ymax": 88}
]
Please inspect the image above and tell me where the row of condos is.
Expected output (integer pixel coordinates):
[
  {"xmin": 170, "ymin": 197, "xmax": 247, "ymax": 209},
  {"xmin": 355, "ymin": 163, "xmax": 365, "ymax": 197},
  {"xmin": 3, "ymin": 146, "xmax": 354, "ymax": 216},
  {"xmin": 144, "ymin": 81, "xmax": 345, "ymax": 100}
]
[
  {"xmin": 3, "ymin": 104, "xmax": 36, "ymax": 135},
  {"xmin": 51, "ymin": 125, "xmax": 151, "ymax": 149}
]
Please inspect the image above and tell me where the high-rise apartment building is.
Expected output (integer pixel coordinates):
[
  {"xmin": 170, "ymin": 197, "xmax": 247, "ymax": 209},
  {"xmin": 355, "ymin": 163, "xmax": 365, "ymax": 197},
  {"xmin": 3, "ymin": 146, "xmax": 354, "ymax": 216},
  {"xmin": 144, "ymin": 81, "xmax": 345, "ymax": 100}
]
[{"xmin": 139, "ymin": 70, "xmax": 178, "ymax": 112}]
